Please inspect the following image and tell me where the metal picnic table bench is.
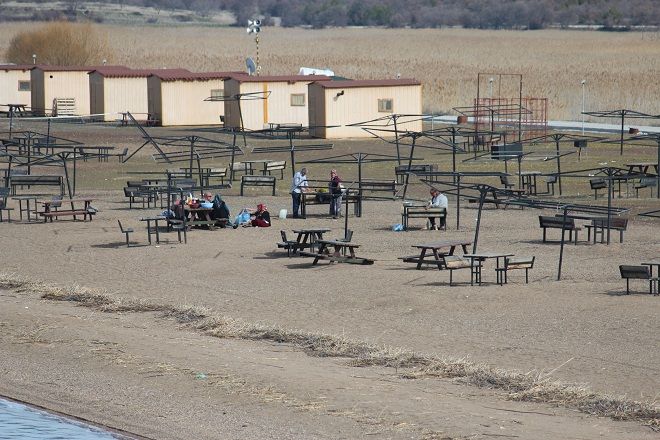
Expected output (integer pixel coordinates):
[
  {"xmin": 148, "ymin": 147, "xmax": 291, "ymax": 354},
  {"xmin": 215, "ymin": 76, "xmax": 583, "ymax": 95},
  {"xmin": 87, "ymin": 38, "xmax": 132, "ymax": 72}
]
[
  {"xmin": 301, "ymin": 239, "xmax": 374, "ymax": 265},
  {"xmin": 401, "ymin": 239, "xmax": 472, "ymax": 270}
]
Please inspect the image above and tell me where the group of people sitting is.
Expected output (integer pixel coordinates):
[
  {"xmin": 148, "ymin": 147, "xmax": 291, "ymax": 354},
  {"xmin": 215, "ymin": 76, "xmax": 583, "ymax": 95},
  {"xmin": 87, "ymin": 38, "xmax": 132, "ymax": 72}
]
[{"xmin": 171, "ymin": 192, "xmax": 271, "ymax": 229}]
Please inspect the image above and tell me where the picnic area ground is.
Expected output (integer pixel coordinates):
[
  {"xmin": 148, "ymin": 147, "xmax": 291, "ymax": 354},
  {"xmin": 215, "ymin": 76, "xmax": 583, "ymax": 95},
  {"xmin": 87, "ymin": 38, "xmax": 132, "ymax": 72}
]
[{"xmin": 0, "ymin": 121, "xmax": 658, "ymax": 439}]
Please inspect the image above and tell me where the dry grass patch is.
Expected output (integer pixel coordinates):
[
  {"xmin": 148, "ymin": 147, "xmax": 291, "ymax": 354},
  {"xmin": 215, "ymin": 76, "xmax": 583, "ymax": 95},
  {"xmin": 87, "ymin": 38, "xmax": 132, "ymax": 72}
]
[{"xmin": 1, "ymin": 273, "xmax": 657, "ymax": 428}]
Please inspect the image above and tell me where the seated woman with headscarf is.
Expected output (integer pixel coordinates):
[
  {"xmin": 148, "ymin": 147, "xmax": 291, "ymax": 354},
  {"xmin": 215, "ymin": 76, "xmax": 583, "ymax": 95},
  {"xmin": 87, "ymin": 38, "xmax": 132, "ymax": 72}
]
[{"xmin": 250, "ymin": 203, "xmax": 271, "ymax": 227}]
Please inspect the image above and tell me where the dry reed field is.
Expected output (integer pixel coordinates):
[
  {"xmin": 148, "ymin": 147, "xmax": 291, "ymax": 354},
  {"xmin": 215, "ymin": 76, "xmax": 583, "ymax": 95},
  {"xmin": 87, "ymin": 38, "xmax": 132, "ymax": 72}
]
[{"xmin": 1, "ymin": 23, "xmax": 659, "ymax": 120}]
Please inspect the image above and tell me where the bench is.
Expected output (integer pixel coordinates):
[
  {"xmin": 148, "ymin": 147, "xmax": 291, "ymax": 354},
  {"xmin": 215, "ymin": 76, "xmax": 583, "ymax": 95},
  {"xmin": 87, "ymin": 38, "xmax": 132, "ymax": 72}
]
[
  {"xmin": 0, "ymin": 187, "xmax": 13, "ymax": 222},
  {"xmin": 124, "ymin": 186, "xmax": 155, "ymax": 209},
  {"xmin": 395, "ymin": 164, "xmax": 434, "ymax": 184},
  {"xmin": 590, "ymin": 178, "xmax": 607, "ymax": 200},
  {"xmin": 10, "ymin": 175, "xmax": 64, "ymax": 195},
  {"xmin": 584, "ymin": 217, "xmax": 628, "ymax": 243},
  {"xmin": 40, "ymin": 209, "xmax": 95, "ymax": 222},
  {"xmin": 402, "ymin": 206, "xmax": 446, "ymax": 230},
  {"xmin": 265, "ymin": 161, "xmax": 286, "ymax": 179},
  {"xmin": 635, "ymin": 177, "xmax": 658, "ymax": 198},
  {"xmin": 301, "ymin": 190, "xmax": 361, "ymax": 217},
  {"xmin": 538, "ymin": 215, "xmax": 581, "ymax": 244},
  {"xmin": 230, "ymin": 162, "xmax": 250, "ymax": 180},
  {"xmin": 240, "ymin": 175, "xmax": 276, "ymax": 196},
  {"xmin": 277, "ymin": 230, "xmax": 299, "ymax": 257},
  {"xmin": 444, "ymin": 255, "xmax": 475, "ymax": 286},
  {"xmin": 208, "ymin": 167, "xmax": 228, "ymax": 185},
  {"xmin": 359, "ymin": 179, "xmax": 398, "ymax": 199},
  {"xmin": 500, "ymin": 175, "xmax": 515, "ymax": 189},
  {"xmin": 496, "ymin": 256, "xmax": 535, "ymax": 285},
  {"xmin": 619, "ymin": 265, "xmax": 658, "ymax": 295}
]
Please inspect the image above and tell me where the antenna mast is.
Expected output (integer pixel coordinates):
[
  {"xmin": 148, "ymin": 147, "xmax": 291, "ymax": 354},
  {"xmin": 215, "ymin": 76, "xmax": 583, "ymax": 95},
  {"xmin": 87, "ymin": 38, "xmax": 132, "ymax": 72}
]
[{"xmin": 246, "ymin": 19, "xmax": 262, "ymax": 76}]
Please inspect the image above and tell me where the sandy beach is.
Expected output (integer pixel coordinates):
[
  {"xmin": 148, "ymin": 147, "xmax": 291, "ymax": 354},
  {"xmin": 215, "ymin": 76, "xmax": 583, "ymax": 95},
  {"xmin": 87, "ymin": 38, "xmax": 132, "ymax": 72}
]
[{"xmin": 1, "ymin": 120, "xmax": 659, "ymax": 439}]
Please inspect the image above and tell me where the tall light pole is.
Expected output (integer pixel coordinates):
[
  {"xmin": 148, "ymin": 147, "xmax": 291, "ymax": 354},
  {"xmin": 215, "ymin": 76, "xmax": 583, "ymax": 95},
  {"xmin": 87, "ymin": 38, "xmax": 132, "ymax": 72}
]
[
  {"xmin": 488, "ymin": 77, "xmax": 494, "ymax": 99},
  {"xmin": 581, "ymin": 79, "xmax": 586, "ymax": 134}
]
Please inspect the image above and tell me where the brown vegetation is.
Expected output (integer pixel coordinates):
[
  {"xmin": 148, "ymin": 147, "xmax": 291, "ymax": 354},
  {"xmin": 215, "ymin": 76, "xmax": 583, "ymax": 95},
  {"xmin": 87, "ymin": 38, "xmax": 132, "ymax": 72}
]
[
  {"xmin": 1, "ymin": 273, "xmax": 657, "ymax": 427},
  {"xmin": 5, "ymin": 21, "xmax": 113, "ymax": 66},
  {"xmin": 4, "ymin": 24, "xmax": 658, "ymax": 121}
]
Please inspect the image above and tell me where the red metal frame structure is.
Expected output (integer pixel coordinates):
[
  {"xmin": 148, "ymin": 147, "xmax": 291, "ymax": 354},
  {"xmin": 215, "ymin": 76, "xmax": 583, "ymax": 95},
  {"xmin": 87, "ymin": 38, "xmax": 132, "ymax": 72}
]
[{"xmin": 474, "ymin": 73, "xmax": 547, "ymax": 143}]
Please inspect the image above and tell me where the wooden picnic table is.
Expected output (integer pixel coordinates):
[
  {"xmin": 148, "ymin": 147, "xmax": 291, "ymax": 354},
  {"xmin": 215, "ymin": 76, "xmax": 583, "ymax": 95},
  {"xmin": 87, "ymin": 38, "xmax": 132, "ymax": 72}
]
[
  {"xmin": 307, "ymin": 239, "xmax": 374, "ymax": 265},
  {"xmin": 519, "ymin": 171, "xmax": 542, "ymax": 195},
  {"xmin": 184, "ymin": 206, "xmax": 216, "ymax": 230},
  {"xmin": 405, "ymin": 239, "xmax": 472, "ymax": 270},
  {"xmin": 293, "ymin": 228, "xmax": 331, "ymax": 253},
  {"xmin": 242, "ymin": 159, "xmax": 273, "ymax": 175},
  {"xmin": 625, "ymin": 162, "xmax": 658, "ymax": 175},
  {"xmin": 463, "ymin": 252, "xmax": 514, "ymax": 285},
  {"xmin": 39, "ymin": 197, "xmax": 94, "ymax": 222}
]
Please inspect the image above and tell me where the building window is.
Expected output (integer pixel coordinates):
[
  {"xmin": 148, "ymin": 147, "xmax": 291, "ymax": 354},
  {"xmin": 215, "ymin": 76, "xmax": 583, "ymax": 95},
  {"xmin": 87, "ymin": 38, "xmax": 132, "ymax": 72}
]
[
  {"xmin": 378, "ymin": 98, "xmax": 393, "ymax": 113},
  {"xmin": 18, "ymin": 81, "xmax": 30, "ymax": 92},
  {"xmin": 290, "ymin": 93, "xmax": 305, "ymax": 106},
  {"xmin": 210, "ymin": 89, "xmax": 224, "ymax": 99}
]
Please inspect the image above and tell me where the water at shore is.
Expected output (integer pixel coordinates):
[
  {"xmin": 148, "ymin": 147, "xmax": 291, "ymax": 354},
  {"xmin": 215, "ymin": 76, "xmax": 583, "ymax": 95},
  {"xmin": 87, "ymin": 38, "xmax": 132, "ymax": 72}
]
[{"xmin": 0, "ymin": 398, "xmax": 119, "ymax": 439}]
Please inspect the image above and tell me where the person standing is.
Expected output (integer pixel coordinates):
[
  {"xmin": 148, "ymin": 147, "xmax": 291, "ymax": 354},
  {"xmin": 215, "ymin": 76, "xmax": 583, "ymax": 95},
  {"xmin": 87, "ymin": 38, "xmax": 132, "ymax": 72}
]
[
  {"xmin": 329, "ymin": 169, "xmax": 343, "ymax": 219},
  {"xmin": 428, "ymin": 188, "xmax": 448, "ymax": 230},
  {"xmin": 290, "ymin": 167, "xmax": 308, "ymax": 218}
]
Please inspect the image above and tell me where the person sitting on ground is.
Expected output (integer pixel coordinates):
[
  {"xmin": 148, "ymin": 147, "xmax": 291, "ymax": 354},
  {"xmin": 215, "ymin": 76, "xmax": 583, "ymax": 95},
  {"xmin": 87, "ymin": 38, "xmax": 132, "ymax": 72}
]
[
  {"xmin": 249, "ymin": 203, "xmax": 271, "ymax": 227},
  {"xmin": 427, "ymin": 188, "xmax": 448, "ymax": 230}
]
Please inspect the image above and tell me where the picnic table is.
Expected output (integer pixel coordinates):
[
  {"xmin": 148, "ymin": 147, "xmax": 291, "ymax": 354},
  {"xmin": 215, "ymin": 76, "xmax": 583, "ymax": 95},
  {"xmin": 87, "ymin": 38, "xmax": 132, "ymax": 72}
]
[
  {"xmin": 40, "ymin": 198, "xmax": 95, "ymax": 222},
  {"xmin": 519, "ymin": 171, "xmax": 542, "ymax": 195},
  {"xmin": 293, "ymin": 228, "xmax": 331, "ymax": 253},
  {"xmin": 403, "ymin": 239, "xmax": 472, "ymax": 270},
  {"xmin": 242, "ymin": 160, "xmax": 273, "ymax": 175},
  {"xmin": 463, "ymin": 252, "xmax": 514, "ymax": 285},
  {"xmin": 3, "ymin": 104, "xmax": 28, "ymax": 117},
  {"xmin": 306, "ymin": 239, "xmax": 374, "ymax": 265},
  {"xmin": 625, "ymin": 162, "xmax": 658, "ymax": 175},
  {"xmin": 184, "ymin": 206, "xmax": 216, "ymax": 230}
]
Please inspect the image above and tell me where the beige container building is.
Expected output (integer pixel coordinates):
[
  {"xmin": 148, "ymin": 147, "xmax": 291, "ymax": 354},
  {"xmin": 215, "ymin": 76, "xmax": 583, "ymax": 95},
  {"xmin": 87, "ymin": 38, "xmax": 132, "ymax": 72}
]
[
  {"xmin": 0, "ymin": 65, "xmax": 33, "ymax": 109},
  {"xmin": 147, "ymin": 71, "xmax": 235, "ymax": 126},
  {"xmin": 31, "ymin": 66, "xmax": 120, "ymax": 116},
  {"xmin": 223, "ymin": 75, "xmax": 330, "ymax": 131},
  {"xmin": 308, "ymin": 79, "xmax": 423, "ymax": 138},
  {"xmin": 89, "ymin": 67, "xmax": 190, "ymax": 122}
]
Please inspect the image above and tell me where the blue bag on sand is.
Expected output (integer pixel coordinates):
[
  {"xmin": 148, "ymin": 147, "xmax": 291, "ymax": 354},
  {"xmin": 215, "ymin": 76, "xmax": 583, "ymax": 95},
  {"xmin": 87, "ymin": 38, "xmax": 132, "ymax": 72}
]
[{"xmin": 392, "ymin": 223, "xmax": 404, "ymax": 232}]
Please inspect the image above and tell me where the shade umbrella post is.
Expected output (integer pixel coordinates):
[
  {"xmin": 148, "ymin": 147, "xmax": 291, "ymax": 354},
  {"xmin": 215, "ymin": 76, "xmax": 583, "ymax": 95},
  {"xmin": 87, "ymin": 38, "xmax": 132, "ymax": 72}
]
[
  {"xmin": 393, "ymin": 115, "xmax": 401, "ymax": 165},
  {"xmin": 72, "ymin": 148, "xmax": 77, "ymax": 196},
  {"xmin": 402, "ymin": 135, "xmax": 417, "ymax": 200},
  {"xmin": 188, "ymin": 138, "xmax": 195, "ymax": 179},
  {"xmin": 451, "ymin": 129, "xmax": 457, "ymax": 185},
  {"xmin": 620, "ymin": 112, "xmax": 625, "ymax": 155},
  {"xmin": 456, "ymin": 173, "xmax": 461, "ymax": 230},
  {"xmin": 472, "ymin": 188, "xmax": 486, "ymax": 254},
  {"xmin": 607, "ymin": 172, "xmax": 612, "ymax": 245},
  {"xmin": 357, "ymin": 153, "xmax": 363, "ymax": 217},
  {"xmin": 229, "ymin": 132, "xmax": 237, "ymax": 182},
  {"xmin": 555, "ymin": 138, "xmax": 563, "ymax": 195},
  {"xmin": 289, "ymin": 134, "xmax": 296, "ymax": 178},
  {"xmin": 196, "ymin": 153, "xmax": 204, "ymax": 197},
  {"xmin": 557, "ymin": 206, "xmax": 569, "ymax": 281}
]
